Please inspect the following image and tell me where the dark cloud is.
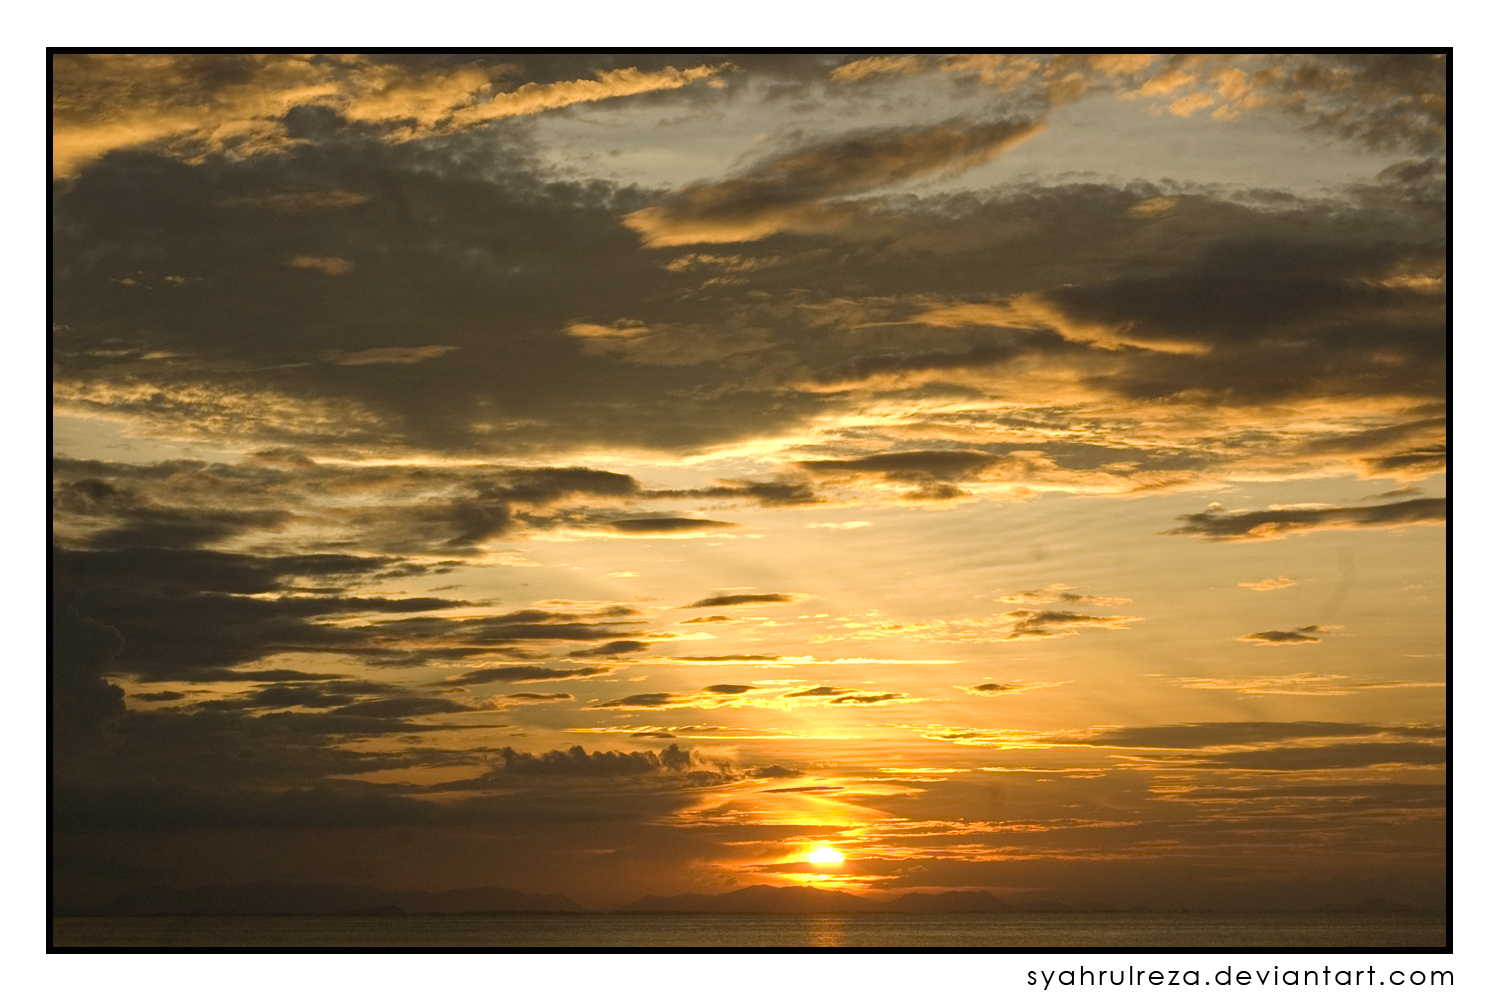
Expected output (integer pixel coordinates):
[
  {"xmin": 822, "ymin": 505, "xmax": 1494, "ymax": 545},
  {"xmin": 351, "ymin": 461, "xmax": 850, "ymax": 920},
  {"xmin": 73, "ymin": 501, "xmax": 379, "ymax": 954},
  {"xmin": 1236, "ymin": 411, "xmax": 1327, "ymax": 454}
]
[
  {"xmin": 623, "ymin": 117, "xmax": 1045, "ymax": 245},
  {"xmin": 590, "ymin": 693, "xmax": 689, "ymax": 710},
  {"xmin": 1168, "ymin": 497, "xmax": 1447, "ymax": 541},
  {"xmin": 648, "ymin": 477, "xmax": 821, "ymax": 507},
  {"xmin": 54, "ymin": 544, "xmax": 410, "ymax": 597},
  {"xmin": 53, "ymin": 477, "xmax": 290, "ymax": 549},
  {"xmin": 568, "ymin": 640, "xmax": 650, "ymax": 657},
  {"xmin": 130, "ymin": 691, "xmax": 186, "ymax": 702},
  {"xmin": 797, "ymin": 450, "xmax": 1000, "ymax": 481},
  {"xmin": 1193, "ymin": 742, "xmax": 1446, "ymax": 771},
  {"xmin": 52, "ymin": 545, "xmax": 640, "ymax": 681},
  {"xmin": 686, "ymin": 593, "xmax": 797, "ymax": 608},
  {"xmin": 996, "ymin": 584, "xmax": 1130, "ymax": 607},
  {"xmin": 495, "ymin": 743, "xmax": 696, "ymax": 777},
  {"xmin": 1002, "ymin": 608, "xmax": 1139, "ymax": 640},
  {"xmin": 702, "ymin": 684, "xmax": 755, "ymax": 695},
  {"xmin": 52, "ymin": 587, "xmax": 126, "ymax": 746},
  {"xmin": 1237, "ymin": 625, "xmax": 1335, "ymax": 646},
  {"xmin": 456, "ymin": 664, "xmax": 617, "ymax": 684},
  {"xmin": 608, "ymin": 518, "xmax": 740, "ymax": 534},
  {"xmin": 781, "ymin": 686, "xmax": 909, "ymax": 705},
  {"xmin": 784, "ymin": 686, "xmax": 843, "ymax": 698},
  {"xmin": 811, "ymin": 339, "xmax": 1031, "ymax": 387},
  {"xmin": 490, "ymin": 692, "xmax": 573, "ymax": 705},
  {"xmin": 1051, "ymin": 721, "xmax": 1390, "ymax": 749},
  {"xmin": 54, "ymin": 458, "xmax": 655, "ymax": 556},
  {"xmin": 328, "ymin": 696, "xmax": 473, "ymax": 718}
]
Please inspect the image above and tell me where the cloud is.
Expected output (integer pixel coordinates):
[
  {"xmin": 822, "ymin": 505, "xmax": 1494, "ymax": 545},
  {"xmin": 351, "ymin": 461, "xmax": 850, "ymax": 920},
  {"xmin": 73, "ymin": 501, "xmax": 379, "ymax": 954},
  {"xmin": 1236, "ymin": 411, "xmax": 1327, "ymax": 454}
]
[
  {"xmin": 808, "ymin": 521, "xmax": 871, "ymax": 530},
  {"xmin": 1236, "ymin": 625, "xmax": 1339, "ymax": 646},
  {"xmin": 51, "ymin": 546, "xmax": 489, "ymax": 681},
  {"xmin": 440, "ymin": 64, "xmax": 731, "ymax": 130},
  {"xmin": 1168, "ymin": 497, "xmax": 1447, "ymax": 541},
  {"xmin": 1001, "ymin": 609, "xmax": 1141, "ymax": 641},
  {"xmin": 489, "ymin": 692, "xmax": 574, "ymax": 707},
  {"xmin": 1050, "ymin": 721, "xmax": 1395, "ymax": 749},
  {"xmin": 1239, "ymin": 577, "xmax": 1297, "ymax": 591},
  {"xmin": 1175, "ymin": 673, "xmax": 1444, "ymax": 696},
  {"xmin": 686, "ymin": 593, "xmax": 799, "ymax": 608},
  {"xmin": 568, "ymin": 640, "xmax": 651, "ymax": 658},
  {"xmin": 995, "ymin": 584, "xmax": 1131, "ymax": 607},
  {"xmin": 456, "ymin": 664, "xmax": 617, "ymax": 685},
  {"xmin": 329, "ymin": 696, "xmax": 473, "ymax": 718},
  {"xmin": 52, "ymin": 54, "xmax": 732, "ymax": 178},
  {"xmin": 323, "ymin": 345, "xmax": 458, "ymax": 366},
  {"xmin": 53, "ymin": 457, "xmax": 664, "ymax": 557},
  {"xmin": 493, "ymin": 743, "xmax": 698, "ymax": 776},
  {"xmin": 780, "ymin": 687, "xmax": 912, "ymax": 706},
  {"xmin": 53, "ymin": 477, "xmax": 290, "ymax": 549},
  {"xmin": 790, "ymin": 448, "xmax": 1190, "ymax": 502},
  {"xmin": 829, "ymin": 55, "xmax": 928, "ymax": 83},
  {"xmin": 586, "ymin": 683, "xmax": 915, "ymax": 711},
  {"xmin": 565, "ymin": 319, "xmax": 777, "ymax": 367},
  {"xmin": 811, "ymin": 607, "xmax": 1139, "ymax": 644},
  {"xmin": 647, "ymin": 478, "xmax": 821, "ymax": 508},
  {"xmin": 622, "ymin": 117, "xmax": 1045, "ymax": 245},
  {"xmin": 797, "ymin": 450, "xmax": 1002, "ymax": 480},
  {"xmin": 1192, "ymin": 742, "xmax": 1446, "ymax": 771},
  {"xmin": 218, "ymin": 190, "xmax": 371, "ymax": 214},
  {"xmin": 607, "ymin": 518, "xmax": 741, "ymax": 535},
  {"xmin": 588, "ymin": 692, "xmax": 695, "ymax": 711},
  {"xmin": 288, "ymin": 255, "xmax": 354, "ymax": 276},
  {"xmin": 957, "ymin": 681, "xmax": 1068, "ymax": 697}
]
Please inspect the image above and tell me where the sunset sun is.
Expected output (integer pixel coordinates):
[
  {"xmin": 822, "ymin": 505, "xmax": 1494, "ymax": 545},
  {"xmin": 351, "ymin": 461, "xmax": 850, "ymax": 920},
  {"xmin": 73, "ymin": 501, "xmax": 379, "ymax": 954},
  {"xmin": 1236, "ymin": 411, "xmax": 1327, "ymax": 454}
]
[{"xmin": 807, "ymin": 846, "xmax": 845, "ymax": 865}]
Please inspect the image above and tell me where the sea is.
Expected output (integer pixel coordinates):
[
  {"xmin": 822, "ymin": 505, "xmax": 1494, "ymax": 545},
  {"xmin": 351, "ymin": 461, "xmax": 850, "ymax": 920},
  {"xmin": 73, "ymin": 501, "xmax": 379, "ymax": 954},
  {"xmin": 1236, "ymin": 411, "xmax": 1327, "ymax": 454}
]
[{"xmin": 50, "ymin": 911, "xmax": 1447, "ymax": 950}]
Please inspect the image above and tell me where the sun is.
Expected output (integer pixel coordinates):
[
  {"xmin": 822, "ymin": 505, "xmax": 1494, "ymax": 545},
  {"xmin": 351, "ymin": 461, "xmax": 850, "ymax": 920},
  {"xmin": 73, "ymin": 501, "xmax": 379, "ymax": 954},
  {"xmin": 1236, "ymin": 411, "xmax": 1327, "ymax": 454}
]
[{"xmin": 807, "ymin": 845, "xmax": 845, "ymax": 865}]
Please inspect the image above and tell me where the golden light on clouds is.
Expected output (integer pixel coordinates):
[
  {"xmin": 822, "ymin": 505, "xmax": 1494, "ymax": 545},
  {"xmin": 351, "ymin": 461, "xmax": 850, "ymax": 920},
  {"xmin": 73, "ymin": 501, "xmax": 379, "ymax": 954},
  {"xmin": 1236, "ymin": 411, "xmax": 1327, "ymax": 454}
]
[{"xmin": 50, "ymin": 52, "xmax": 1447, "ymax": 921}]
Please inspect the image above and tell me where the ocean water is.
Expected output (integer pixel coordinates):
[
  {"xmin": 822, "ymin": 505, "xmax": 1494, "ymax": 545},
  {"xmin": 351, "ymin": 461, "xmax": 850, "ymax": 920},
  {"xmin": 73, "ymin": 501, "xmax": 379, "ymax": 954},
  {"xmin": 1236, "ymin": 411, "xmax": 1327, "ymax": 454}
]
[{"xmin": 51, "ymin": 911, "xmax": 1447, "ymax": 950}]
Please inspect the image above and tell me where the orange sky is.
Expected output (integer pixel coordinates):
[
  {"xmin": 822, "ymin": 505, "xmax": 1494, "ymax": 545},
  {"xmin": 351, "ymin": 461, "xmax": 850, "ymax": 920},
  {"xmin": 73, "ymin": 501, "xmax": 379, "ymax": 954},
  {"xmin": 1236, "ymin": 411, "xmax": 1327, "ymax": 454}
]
[{"xmin": 52, "ymin": 52, "xmax": 1446, "ymax": 913}]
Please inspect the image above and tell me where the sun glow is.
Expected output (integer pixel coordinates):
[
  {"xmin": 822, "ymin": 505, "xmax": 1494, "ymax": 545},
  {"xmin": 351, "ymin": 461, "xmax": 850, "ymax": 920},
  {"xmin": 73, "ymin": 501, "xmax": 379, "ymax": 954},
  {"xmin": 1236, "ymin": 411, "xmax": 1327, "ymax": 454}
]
[{"xmin": 807, "ymin": 845, "xmax": 845, "ymax": 865}]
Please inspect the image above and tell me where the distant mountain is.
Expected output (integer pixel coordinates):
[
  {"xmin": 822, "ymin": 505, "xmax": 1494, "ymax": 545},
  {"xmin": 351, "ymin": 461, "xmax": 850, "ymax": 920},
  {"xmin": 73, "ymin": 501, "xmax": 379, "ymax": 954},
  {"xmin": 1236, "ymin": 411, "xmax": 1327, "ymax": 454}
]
[
  {"xmin": 89, "ymin": 881, "xmax": 584, "ymax": 916},
  {"xmin": 884, "ymin": 890, "xmax": 1013, "ymax": 913},
  {"xmin": 621, "ymin": 884, "xmax": 882, "ymax": 913},
  {"xmin": 619, "ymin": 885, "xmax": 1019, "ymax": 914}
]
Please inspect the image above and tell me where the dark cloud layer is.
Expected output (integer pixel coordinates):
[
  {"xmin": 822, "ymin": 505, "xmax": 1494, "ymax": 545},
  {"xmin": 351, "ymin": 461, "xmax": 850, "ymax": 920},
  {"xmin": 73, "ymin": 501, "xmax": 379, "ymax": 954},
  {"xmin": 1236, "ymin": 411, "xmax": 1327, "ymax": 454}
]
[{"xmin": 1169, "ymin": 497, "xmax": 1447, "ymax": 541}]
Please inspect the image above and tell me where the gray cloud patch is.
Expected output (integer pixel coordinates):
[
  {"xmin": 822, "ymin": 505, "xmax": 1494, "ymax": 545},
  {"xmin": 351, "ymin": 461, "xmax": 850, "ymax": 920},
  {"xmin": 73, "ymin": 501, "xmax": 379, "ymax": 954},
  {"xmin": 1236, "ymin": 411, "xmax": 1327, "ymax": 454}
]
[
  {"xmin": 1168, "ymin": 497, "xmax": 1446, "ymax": 541},
  {"xmin": 623, "ymin": 117, "xmax": 1045, "ymax": 245},
  {"xmin": 1052, "ymin": 721, "xmax": 1390, "ymax": 749},
  {"xmin": 457, "ymin": 665, "xmax": 617, "ymax": 684},
  {"xmin": 687, "ymin": 593, "xmax": 796, "ymax": 608},
  {"xmin": 1237, "ymin": 625, "xmax": 1335, "ymax": 646},
  {"xmin": 1193, "ymin": 742, "xmax": 1446, "ymax": 771},
  {"xmin": 497, "ymin": 744, "xmax": 695, "ymax": 776},
  {"xmin": 797, "ymin": 450, "xmax": 1001, "ymax": 481},
  {"xmin": 608, "ymin": 518, "xmax": 740, "ymax": 534}
]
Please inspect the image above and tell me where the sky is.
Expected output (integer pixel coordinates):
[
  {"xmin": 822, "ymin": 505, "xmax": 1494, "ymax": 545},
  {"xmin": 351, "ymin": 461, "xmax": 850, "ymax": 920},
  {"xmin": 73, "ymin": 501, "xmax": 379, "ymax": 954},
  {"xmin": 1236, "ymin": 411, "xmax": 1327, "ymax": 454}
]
[{"xmin": 50, "ymin": 52, "xmax": 1448, "ymax": 913}]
